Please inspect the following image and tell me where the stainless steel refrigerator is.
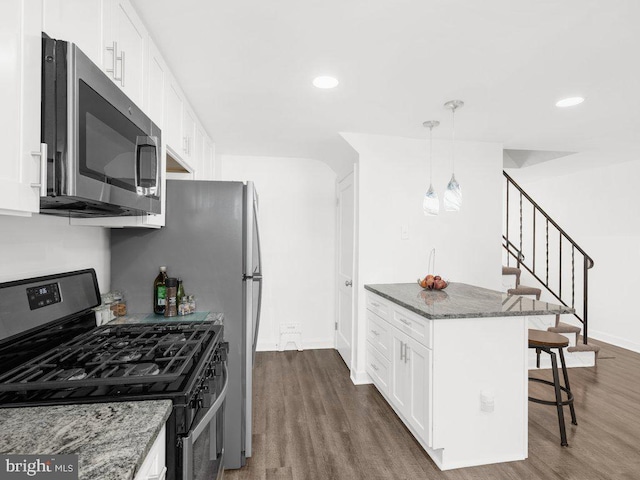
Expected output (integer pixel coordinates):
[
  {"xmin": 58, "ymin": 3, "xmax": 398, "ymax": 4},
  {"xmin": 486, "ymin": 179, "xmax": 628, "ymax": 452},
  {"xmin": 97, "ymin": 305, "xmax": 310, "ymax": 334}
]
[{"xmin": 110, "ymin": 180, "xmax": 262, "ymax": 470}]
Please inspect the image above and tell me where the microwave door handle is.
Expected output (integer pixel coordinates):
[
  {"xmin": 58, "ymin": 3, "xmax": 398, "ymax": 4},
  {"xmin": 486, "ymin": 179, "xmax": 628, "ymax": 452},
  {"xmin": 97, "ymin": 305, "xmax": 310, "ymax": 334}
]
[
  {"xmin": 134, "ymin": 136, "xmax": 160, "ymax": 194},
  {"xmin": 182, "ymin": 364, "xmax": 228, "ymax": 480},
  {"xmin": 153, "ymin": 136, "xmax": 160, "ymax": 193}
]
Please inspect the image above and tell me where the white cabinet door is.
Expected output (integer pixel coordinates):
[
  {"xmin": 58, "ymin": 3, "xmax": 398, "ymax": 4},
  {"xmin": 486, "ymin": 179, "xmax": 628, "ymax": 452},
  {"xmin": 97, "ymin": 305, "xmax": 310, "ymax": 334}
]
[
  {"xmin": 202, "ymin": 136, "xmax": 216, "ymax": 180},
  {"xmin": 407, "ymin": 337, "xmax": 432, "ymax": 446},
  {"xmin": 0, "ymin": 0, "xmax": 43, "ymax": 217},
  {"xmin": 145, "ymin": 39, "xmax": 166, "ymax": 129},
  {"xmin": 103, "ymin": 0, "xmax": 146, "ymax": 106},
  {"xmin": 390, "ymin": 328, "xmax": 410, "ymax": 416},
  {"xmin": 193, "ymin": 125, "xmax": 204, "ymax": 179},
  {"xmin": 182, "ymin": 107, "xmax": 196, "ymax": 166},
  {"xmin": 43, "ymin": 0, "xmax": 103, "ymax": 66},
  {"xmin": 165, "ymin": 80, "xmax": 183, "ymax": 157}
]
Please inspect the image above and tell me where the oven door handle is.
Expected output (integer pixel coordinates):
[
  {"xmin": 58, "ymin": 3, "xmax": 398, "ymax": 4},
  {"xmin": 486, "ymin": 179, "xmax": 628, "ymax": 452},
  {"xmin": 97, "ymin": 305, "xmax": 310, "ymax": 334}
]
[
  {"xmin": 192, "ymin": 364, "xmax": 228, "ymax": 440},
  {"xmin": 182, "ymin": 364, "xmax": 228, "ymax": 480}
]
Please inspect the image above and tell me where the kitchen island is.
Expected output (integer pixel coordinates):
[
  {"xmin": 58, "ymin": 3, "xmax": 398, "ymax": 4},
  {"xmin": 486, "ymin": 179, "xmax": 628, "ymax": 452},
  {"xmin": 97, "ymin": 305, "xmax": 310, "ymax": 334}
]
[
  {"xmin": 0, "ymin": 400, "xmax": 172, "ymax": 480},
  {"xmin": 364, "ymin": 282, "xmax": 572, "ymax": 470}
]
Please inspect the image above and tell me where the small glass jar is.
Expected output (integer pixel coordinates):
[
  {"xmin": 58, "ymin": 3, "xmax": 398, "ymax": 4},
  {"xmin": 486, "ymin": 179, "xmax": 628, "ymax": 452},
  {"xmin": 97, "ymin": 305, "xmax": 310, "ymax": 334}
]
[
  {"xmin": 110, "ymin": 291, "xmax": 127, "ymax": 317},
  {"xmin": 178, "ymin": 296, "xmax": 190, "ymax": 316},
  {"xmin": 188, "ymin": 295, "xmax": 196, "ymax": 314}
]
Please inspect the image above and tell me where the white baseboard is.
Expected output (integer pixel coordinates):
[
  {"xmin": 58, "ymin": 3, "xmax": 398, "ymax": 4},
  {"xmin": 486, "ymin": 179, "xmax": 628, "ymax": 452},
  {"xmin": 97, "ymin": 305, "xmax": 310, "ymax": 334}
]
[
  {"xmin": 350, "ymin": 369, "xmax": 372, "ymax": 385},
  {"xmin": 256, "ymin": 339, "xmax": 335, "ymax": 352},
  {"xmin": 588, "ymin": 329, "xmax": 640, "ymax": 354}
]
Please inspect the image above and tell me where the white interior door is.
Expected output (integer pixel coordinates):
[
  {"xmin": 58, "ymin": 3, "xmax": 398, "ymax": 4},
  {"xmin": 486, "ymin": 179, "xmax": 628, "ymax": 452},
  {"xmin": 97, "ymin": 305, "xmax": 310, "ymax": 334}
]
[{"xmin": 336, "ymin": 172, "xmax": 354, "ymax": 368}]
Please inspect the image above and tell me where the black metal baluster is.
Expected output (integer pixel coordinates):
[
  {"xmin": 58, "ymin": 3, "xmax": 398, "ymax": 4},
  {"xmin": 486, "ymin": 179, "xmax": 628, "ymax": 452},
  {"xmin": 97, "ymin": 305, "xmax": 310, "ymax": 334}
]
[
  {"xmin": 583, "ymin": 256, "xmax": 589, "ymax": 344},
  {"xmin": 559, "ymin": 231, "xmax": 562, "ymax": 300},
  {"xmin": 546, "ymin": 219, "xmax": 549, "ymax": 286},
  {"xmin": 571, "ymin": 246, "xmax": 575, "ymax": 309},
  {"xmin": 506, "ymin": 181, "xmax": 510, "ymax": 267},
  {"xmin": 533, "ymin": 207, "xmax": 536, "ymax": 275},
  {"xmin": 519, "ymin": 193, "xmax": 523, "ymax": 268}
]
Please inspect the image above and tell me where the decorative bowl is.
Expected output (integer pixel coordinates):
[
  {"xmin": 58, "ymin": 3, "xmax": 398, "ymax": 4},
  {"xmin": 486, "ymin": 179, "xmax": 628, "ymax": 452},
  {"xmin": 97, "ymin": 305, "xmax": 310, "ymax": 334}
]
[{"xmin": 416, "ymin": 275, "xmax": 449, "ymax": 290}]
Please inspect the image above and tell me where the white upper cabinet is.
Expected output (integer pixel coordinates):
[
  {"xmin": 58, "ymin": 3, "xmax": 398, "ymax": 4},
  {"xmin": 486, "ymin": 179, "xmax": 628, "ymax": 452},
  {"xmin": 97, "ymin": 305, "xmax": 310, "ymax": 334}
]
[
  {"xmin": 165, "ymin": 79, "xmax": 184, "ymax": 158},
  {"xmin": 43, "ymin": 0, "xmax": 103, "ymax": 66},
  {"xmin": 193, "ymin": 126, "xmax": 205, "ymax": 180},
  {"xmin": 203, "ymin": 136, "xmax": 216, "ymax": 180},
  {"xmin": 0, "ymin": 0, "xmax": 43, "ymax": 216},
  {"xmin": 103, "ymin": 0, "xmax": 147, "ymax": 107},
  {"xmin": 182, "ymin": 107, "xmax": 196, "ymax": 166},
  {"xmin": 145, "ymin": 39, "xmax": 166, "ymax": 129}
]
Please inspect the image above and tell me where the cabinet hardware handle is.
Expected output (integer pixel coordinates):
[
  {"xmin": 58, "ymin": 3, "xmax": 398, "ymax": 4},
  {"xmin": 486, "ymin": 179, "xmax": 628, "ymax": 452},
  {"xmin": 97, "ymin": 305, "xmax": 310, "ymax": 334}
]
[
  {"xmin": 400, "ymin": 341, "xmax": 405, "ymax": 361},
  {"xmin": 106, "ymin": 42, "xmax": 123, "ymax": 84},
  {"xmin": 371, "ymin": 302, "xmax": 380, "ymax": 307},
  {"xmin": 120, "ymin": 49, "xmax": 125, "ymax": 87},
  {"xmin": 371, "ymin": 329, "xmax": 379, "ymax": 336},
  {"xmin": 370, "ymin": 363, "xmax": 379, "ymax": 371},
  {"xmin": 30, "ymin": 143, "xmax": 48, "ymax": 197},
  {"xmin": 399, "ymin": 318, "xmax": 411, "ymax": 326},
  {"xmin": 345, "ymin": 280, "xmax": 352, "ymax": 287}
]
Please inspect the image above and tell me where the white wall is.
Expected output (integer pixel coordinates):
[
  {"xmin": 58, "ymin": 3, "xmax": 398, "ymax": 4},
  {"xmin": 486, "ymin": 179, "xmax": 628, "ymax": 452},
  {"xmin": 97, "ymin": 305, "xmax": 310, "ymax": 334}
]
[
  {"xmin": 0, "ymin": 214, "xmax": 110, "ymax": 291},
  {"xmin": 508, "ymin": 159, "xmax": 640, "ymax": 353},
  {"xmin": 342, "ymin": 132, "xmax": 504, "ymax": 382},
  {"xmin": 219, "ymin": 155, "xmax": 337, "ymax": 351}
]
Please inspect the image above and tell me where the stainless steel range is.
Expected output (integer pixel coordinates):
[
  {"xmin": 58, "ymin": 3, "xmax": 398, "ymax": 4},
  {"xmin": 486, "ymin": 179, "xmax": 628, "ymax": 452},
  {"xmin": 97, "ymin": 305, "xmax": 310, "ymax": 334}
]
[{"xmin": 0, "ymin": 269, "xmax": 227, "ymax": 480}]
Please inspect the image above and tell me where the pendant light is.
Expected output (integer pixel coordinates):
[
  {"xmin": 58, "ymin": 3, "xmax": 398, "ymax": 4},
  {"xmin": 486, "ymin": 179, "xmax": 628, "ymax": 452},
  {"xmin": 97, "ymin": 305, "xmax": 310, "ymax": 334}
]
[
  {"xmin": 444, "ymin": 100, "xmax": 464, "ymax": 212},
  {"xmin": 422, "ymin": 120, "xmax": 440, "ymax": 216}
]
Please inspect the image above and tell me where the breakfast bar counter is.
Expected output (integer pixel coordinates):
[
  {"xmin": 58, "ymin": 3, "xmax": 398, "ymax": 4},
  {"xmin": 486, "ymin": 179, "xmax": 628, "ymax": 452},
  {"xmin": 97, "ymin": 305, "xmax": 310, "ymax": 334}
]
[{"xmin": 364, "ymin": 282, "xmax": 574, "ymax": 319}]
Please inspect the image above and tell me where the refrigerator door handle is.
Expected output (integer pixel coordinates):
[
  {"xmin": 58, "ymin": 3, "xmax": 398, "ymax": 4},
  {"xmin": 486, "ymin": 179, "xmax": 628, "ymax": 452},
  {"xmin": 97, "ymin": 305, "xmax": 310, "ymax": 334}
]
[
  {"xmin": 252, "ymin": 275, "xmax": 263, "ymax": 361},
  {"xmin": 253, "ymin": 188, "xmax": 262, "ymax": 276}
]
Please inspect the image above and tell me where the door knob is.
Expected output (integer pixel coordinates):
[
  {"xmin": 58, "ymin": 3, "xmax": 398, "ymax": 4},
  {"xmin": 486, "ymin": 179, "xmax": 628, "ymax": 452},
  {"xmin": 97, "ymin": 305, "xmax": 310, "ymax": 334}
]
[{"xmin": 345, "ymin": 280, "xmax": 353, "ymax": 287}]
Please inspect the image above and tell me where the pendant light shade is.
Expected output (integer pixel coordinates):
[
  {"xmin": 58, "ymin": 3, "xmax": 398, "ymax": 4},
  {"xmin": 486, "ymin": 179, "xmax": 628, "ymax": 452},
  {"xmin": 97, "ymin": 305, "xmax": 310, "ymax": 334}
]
[
  {"xmin": 444, "ymin": 173, "xmax": 462, "ymax": 211},
  {"xmin": 444, "ymin": 100, "xmax": 464, "ymax": 212},
  {"xmin": 422, "ymin": 120, "xmax": 440, "ymax": 216}
]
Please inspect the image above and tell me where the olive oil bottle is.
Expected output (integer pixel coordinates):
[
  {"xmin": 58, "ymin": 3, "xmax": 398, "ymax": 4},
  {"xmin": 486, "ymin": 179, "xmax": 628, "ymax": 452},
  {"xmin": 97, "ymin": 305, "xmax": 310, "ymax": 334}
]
[{"xmin": 153, "ymin": 266, "xmax": 168, "ymax": 314}]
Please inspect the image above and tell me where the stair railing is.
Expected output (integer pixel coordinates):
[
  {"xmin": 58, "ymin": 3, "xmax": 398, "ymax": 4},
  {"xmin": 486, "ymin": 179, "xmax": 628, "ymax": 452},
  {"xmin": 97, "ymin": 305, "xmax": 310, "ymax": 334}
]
[{"xmin": 503, "ymin": 171, "xmax": 594, "ymax": 344}]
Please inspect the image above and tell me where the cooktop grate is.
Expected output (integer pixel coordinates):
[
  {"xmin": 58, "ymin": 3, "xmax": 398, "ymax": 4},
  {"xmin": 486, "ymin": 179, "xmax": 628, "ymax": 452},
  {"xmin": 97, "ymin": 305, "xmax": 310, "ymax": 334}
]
[{"xmin": 0, "ymin": 321, "xmax": 217, "ymax": 391}]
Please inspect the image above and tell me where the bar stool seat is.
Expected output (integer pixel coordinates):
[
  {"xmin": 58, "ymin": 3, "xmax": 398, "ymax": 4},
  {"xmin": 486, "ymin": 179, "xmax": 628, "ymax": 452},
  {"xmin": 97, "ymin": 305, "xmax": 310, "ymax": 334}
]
[{"xmin": 528, "ymin": 329, "xmax": 577, "ymax": 447}]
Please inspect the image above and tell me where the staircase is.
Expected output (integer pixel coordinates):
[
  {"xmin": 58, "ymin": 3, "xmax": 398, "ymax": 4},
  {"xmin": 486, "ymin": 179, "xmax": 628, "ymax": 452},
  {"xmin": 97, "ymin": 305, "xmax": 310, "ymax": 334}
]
[{"xmin": 502, "ymin": 171, "xmax": 600, "ymax": 366}]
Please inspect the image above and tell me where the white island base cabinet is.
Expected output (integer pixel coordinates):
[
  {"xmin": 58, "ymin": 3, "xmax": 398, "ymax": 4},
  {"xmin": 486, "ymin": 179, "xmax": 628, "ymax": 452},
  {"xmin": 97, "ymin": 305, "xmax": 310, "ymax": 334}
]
[{"xmin": 365, "ymin": 292, "xmax": 528, "ymax": 471}]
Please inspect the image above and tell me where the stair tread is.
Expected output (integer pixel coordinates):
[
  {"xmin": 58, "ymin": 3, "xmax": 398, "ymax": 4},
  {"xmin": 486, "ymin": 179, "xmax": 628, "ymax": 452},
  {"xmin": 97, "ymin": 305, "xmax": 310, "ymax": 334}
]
[
  {"xmin": 568, "ymin": 344, "xmax": 601, "ymax": 353},
  {"xmin": 548, "ymin": 322, "xmax": 582, "ymax": 334},
  {"xmin": 502, "ymin": 266, "xmax": 521, "ymax": 276},
  {"xmin": 508, "ymin": 285, "xmax": 542, "ymax": 294}
]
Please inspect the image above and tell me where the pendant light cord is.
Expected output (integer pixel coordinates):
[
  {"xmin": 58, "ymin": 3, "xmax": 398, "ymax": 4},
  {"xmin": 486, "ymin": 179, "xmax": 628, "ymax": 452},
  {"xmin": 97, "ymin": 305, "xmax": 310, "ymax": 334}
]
[
  {"xmin": 429, "ymin": 126, "xmax": 433, "ymax": 183},
  {"xmin": 451, "ymin": 107, "xmax": 456, "ymax": 174}
]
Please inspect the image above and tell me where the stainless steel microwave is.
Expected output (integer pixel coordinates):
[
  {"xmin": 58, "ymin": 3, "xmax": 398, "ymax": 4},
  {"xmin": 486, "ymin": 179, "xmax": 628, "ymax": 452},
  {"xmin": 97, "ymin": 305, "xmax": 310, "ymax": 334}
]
[{"xmin": 41, "ymin": 33, "xmax": 161, "ymax": 217}]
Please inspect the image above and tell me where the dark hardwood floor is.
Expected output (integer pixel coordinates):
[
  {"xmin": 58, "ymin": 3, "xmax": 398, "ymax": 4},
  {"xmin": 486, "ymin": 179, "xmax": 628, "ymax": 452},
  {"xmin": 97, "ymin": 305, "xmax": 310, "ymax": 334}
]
[{"xmin": 225, "ymin": 339, "xmax": 640, "ymax": 480}]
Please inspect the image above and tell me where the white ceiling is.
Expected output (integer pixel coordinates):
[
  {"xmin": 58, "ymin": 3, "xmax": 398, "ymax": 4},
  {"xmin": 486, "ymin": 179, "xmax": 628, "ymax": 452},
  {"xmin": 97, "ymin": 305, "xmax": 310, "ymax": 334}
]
[{"xmin": 132, "ymin": 0, "xmax": 640, "ymax": 175}]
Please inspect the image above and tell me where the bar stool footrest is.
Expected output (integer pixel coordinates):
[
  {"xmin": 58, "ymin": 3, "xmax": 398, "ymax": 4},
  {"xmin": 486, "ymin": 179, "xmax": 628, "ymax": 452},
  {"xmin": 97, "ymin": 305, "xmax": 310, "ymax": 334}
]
[{"xmin": 528, "ymin": 377, "xmax": 575, "ymax": 406}]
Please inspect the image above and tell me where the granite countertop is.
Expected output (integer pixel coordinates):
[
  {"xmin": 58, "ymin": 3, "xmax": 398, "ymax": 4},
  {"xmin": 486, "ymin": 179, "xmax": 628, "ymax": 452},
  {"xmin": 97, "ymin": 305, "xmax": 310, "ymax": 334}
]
[
  {"xmin": 0, "ymin": 400, "xmax": 172, "ymax": 480},
  {"xmin": 109, "ymin": 311, "xmax": 223, "ymax": 326},
  {"xmin": 365, "ymin": 282, "xmax": 574, "ymax": 320}
]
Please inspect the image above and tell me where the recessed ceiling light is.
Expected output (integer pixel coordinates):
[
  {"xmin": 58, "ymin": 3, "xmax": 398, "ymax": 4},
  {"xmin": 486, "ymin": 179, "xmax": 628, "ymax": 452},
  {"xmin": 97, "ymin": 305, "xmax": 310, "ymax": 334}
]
[
  {"xmin": 556, "ymin": 97, "xmax": 584, "ymax": 107},
  {"xmin": 313, "ymin": 76, "xmax": 339, "ymax": 89}
]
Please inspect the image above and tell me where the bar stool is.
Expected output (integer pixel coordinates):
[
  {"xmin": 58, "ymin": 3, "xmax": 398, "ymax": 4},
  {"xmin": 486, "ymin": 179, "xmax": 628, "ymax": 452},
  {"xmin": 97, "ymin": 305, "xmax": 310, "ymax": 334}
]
[{"xmin": 528, "ymin": 329, "xmax": 577, "ymax": 446}]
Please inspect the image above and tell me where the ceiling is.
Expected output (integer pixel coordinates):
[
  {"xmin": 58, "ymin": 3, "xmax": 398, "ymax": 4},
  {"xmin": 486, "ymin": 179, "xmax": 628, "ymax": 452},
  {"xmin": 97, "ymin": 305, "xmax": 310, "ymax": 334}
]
[{"xmin": 132, "ymin": 0, "xmax": 640, "ymax": 175}]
